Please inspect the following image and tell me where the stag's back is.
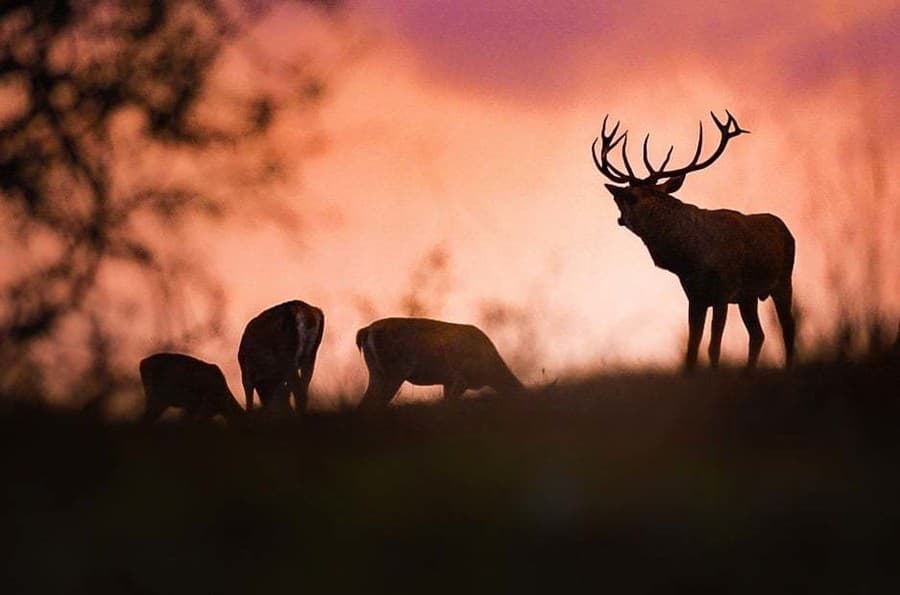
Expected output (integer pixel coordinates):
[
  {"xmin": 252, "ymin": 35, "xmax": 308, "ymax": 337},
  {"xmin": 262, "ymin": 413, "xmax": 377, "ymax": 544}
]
[
  {"xmin": 743, "ymin": 213, "xmax": 794, "ymax": 288},
  {"xmin": 707, "ymin": 210, "xmax": 794, "ymax": 298},
  {"xmin": 675, "ymin": 207, "xmax": 794, "ymax": 301}
]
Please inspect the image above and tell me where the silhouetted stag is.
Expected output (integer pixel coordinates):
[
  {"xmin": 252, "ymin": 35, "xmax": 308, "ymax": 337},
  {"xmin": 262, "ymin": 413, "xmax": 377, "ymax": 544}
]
[
  {"xmin": 355, "ymin": 317, "xmax": 525, "ymax": 408},
  {"xmin": 592, "ymin": 111, "xmax": 795, "ymax": 369},
  {"xmin": 238, "ymin": 300, "xmax": 324, "ymax": 415},
  {"xmin": 139, "ymin": 353, "xmax": 244, "ymax": 423}
]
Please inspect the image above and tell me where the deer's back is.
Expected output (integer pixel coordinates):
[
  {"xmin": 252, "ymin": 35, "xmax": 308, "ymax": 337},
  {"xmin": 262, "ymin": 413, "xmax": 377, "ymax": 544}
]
[
  {"xmin": 140, "ymin": 353, "xmax": 228, "ymax": 408},
  {"xmin": 238, "ymin": 301, "xmax": 323, "ymax": 374},
  {"xmin": 364, "ymin": 318, "xmax": 500, "ymax": 386}
]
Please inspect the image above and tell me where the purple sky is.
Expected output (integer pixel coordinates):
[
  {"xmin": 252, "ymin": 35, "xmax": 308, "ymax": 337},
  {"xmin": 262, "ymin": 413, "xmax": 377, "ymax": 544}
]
[{"xmin": 355, "ymin": 0, "xmax": 900, "ymax": 104}]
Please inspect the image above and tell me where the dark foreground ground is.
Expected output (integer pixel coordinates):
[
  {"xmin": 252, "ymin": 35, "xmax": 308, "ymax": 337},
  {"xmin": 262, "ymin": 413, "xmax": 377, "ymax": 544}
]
[{"xmin": 3, "ymin": 359, "xmax": 900, "ymax": 594}]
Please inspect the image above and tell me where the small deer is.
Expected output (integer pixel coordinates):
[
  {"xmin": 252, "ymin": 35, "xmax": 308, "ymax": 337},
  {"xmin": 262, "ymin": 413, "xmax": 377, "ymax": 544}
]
[
  {"xmin": 591, "ymin": 111, "xmax": 795, "ymax": 369},
  {"xmin": 139, "ymin": 352, "xmax": 244, "ymax": 423},
  {"xmin": 355, "ymin": 317, "xmax": 526, "ymax": 408},
  {"xmin": 238, "ymin": 300, "xmax": 324, "ymax": 414}
]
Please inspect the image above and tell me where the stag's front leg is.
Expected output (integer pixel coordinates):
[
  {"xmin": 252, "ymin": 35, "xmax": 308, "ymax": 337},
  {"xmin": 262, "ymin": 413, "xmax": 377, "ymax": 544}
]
[
  {"xmin": 739, "ymin": 299, "xmax": 764, "ymax": 369},
  {"xmin": 685, "ymin": 300, "xmax": 708, "ymax": 371},
  {"xmin": 708, "ymin": 303, "xmax": 728, "ymax": 368}
]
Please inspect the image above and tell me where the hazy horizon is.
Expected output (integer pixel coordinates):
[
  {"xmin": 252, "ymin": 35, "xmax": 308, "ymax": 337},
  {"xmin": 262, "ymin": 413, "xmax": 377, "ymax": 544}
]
[{"xmin": 4, "ymin": 1, "xmax": 898, "ymax": 410}]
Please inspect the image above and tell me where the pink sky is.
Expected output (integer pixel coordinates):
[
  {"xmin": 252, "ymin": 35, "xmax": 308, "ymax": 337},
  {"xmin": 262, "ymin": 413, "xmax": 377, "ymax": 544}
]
[{"xmin": 126, "ymin": 0, "xmax": 900, "ymax": 410}]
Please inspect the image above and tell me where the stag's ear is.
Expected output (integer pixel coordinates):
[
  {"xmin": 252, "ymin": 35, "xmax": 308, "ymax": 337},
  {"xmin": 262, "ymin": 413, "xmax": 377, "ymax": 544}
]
[
  {"xmin": 604, "ymin": 183, "xmax": 627, "ymax": 197},
  {"xmin": 659, "ymin": 176, "xmax": 685, "ymax": 194}
]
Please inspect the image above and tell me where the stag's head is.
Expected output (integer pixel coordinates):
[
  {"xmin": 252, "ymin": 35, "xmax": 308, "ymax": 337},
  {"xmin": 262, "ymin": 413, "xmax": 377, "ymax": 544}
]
[{"xmin": 592, "ymin": 111, "xmax": 748, "ymax": 231}]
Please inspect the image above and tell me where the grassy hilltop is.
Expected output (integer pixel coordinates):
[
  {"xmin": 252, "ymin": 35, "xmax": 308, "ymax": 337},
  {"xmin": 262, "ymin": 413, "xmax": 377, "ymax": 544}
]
[{"xmin": 3, "ymin": 358, "xmax": 899, "ymax": 594}]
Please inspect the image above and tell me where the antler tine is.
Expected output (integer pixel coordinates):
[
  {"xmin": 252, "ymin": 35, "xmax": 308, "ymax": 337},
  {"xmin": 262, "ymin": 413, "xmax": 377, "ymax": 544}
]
[
  {"xmin": 620, "ymin": 134, "xmax": 636, "ymax": 178},
  {"xmin": 691, "ymin": 120, "xmax": 704, "ymax": 164},
  {"xmin": 642, "ymin": 134, "xmax": 653, "ymax": 174},
  {"xmin": 658, "ymin": 145, "xmax": 674, "ymax": 171},
  {"xmin": 725, "ymin": 109, "xmax": 750, "ymax": 134},
  {"xmin": 604, "ymin": 130, "xmax": 626, "ymax": 155},
  {"xmin": 711, "ymin": 110, "xmax": 726, "ymax": 131},
  {"xmin": 642, "ymin": 109, "xmax": 748, "ymax": 182},
  {"xmin": 591, "ymin": 114, "xmax": 636, "ymax": 184},
  {"xmin": 601, "ymin": 115, "xmax": 621, "ymax": 143},
  {"xmin": 591, "ymin": 137, "xmax": 629, "ymax": 183},
  {"xmin": 642, "ymin": 133, "xmax": 675, "ymax": 177}
]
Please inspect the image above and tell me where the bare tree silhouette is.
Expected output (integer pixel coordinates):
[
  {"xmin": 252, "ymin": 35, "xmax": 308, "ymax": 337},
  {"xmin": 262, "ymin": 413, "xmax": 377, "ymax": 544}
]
[{"xmin": 0, "ymin": 0, "xmax": 346, "ymax": 405}]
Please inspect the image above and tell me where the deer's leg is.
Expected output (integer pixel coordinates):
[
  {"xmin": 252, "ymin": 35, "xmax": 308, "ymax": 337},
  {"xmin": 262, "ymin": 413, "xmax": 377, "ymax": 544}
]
[
  {"xmin": 187, "ymin": 400, "xmax": 215, "ymax": 423},
  {"xmin": 359, "ymin": 373, "xmax": 403, "ymax": 410},
  {"xmin": 241, "ymin": 372, "xmax": 254, "ymax": 412},
  {"xmin": 739, "ymin": 299, "xmax": 765, "ymax": 369},
  {"xmin": 141, "ymin": 399, "xmax": 165, "ymax": 424},
  {"xmin": 443, "ymin": 376, "xmax": 467, "ymax": 401},
  {"xmin": 289, "ymin": 357, "xmax": 316, "ymax": 415},
  {"xmin": 685, "ymin": 300, "xmax": 708, "ymax": 371},
  {"xmin": 772, "ymin": 280, "xmax": 795, "ymax": 367},
  {"xmin": 286, "ymin": 370, "xmax": 307, "ymax": 415},
  {"xmin": 256, "ymin": 377, "xmax": 287, "ymax": 409},
  {"xmin": 708, "ymin": 303, "xmax": 728, "ymax": 368}
]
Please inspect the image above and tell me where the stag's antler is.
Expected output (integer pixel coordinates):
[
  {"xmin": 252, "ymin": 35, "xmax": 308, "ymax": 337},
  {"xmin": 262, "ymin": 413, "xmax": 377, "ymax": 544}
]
[
  {"xmin": 593, "ymin": 111, "xmax": 749, "ymax": 186},
  {"xmin": 643, "ymin": 110, "xmax": 749, "ymax": 182},
  {"xmin": 591, "ymin": 115, "xmax": 639, "ymax": 185}
]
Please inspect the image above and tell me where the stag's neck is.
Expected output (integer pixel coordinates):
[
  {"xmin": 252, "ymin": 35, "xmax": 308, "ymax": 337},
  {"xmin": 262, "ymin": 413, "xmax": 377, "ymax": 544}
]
[{"xmin": 631, "ymin": 197, "xmax": 706, "ymax": 275}]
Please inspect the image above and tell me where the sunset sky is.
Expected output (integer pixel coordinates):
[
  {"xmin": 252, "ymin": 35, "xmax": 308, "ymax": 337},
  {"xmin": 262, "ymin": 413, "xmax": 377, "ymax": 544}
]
[{"xmin": 176, "ymin": 0, "xmax": 899, "ymax": 404}]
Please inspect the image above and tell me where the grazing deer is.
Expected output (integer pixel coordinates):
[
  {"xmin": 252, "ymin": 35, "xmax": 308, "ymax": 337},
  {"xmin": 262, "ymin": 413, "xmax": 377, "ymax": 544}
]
[
  {"xmin": 238, "ymin": 300, "xmax": 324, "ymax": 414},
  {"xmin": 355, "ymin": 317, "xmax": 526, "ymax": 408},
  {"xmin": 591, "ymin": 111, "xmax": 795, "ymax": 369},
  {"xmin": 139, "ymin": 352, "xmax": 244, "ymax": 423}
]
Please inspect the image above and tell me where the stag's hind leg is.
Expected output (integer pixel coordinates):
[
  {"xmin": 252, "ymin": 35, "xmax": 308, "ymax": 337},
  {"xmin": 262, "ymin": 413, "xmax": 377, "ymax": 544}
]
[
  {"xmin": 685, "ymin": 300, "xmax": 708, "ymax": 371},
  {"xmin": 708, "ymin": 303, "xmax": 728, "ymax": 368},
  {"xmin": 739, "ymin": 299, "xmax": 765, "ymax": 369},
  {"xmin": 772, "ymin": 280, "xmax": 795, "ymax": 367}
]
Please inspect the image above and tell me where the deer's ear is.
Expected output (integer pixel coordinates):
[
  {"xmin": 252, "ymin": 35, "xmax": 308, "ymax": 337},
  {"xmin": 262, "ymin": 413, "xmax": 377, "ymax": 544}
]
[
  {"xmin": 659, "ymin": 176, "xmax": 684, "ymax": 194},
  {"xmin": 604, "ymin": 183, "xmax": 627, "ymax": 197}
]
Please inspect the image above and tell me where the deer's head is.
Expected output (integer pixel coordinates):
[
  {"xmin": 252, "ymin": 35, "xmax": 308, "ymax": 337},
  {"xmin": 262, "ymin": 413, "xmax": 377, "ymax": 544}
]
[{"xmin": 592, "ymin": 111, "xmax": 748, "ymax": 231}]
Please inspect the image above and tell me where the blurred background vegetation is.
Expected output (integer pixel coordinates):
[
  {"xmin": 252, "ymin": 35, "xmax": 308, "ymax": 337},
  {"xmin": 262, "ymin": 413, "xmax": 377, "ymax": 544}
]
[{"xmin": 0, "ymin": 0, "xmax": 353, "ymax": 410}]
